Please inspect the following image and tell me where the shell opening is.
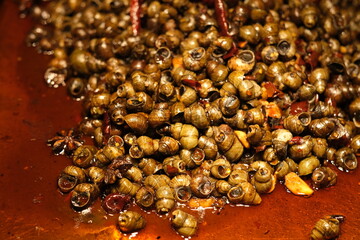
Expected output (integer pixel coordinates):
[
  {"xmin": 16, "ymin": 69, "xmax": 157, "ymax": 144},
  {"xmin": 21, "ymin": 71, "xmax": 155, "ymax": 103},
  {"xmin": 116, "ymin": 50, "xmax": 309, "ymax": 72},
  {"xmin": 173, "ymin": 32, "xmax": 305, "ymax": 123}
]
[
  {"xmin": 239, "ymin": 51, "xmax": 254, "ymax": 62},
  {"xmin": 228, "ymin": 187, "xmax": 243, "ymax": 198},
  {"xmin": 71, "ymin": 192, "xmax": 90, "ymax": 208},
  {"xmin": 58, "ymin": 174, "xmax": 78, "ymax": 192}
]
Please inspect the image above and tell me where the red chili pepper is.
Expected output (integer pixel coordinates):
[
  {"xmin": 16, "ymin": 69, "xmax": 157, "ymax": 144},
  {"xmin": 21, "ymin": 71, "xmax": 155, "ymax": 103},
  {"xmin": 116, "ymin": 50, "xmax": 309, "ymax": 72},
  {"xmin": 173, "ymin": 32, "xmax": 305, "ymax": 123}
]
[
  {"xmin": 223, "ymin": 42, "xmax": 238, "ymax": 59},
  {"xmin": 166, "ymin": 165, "xmax": 180, "ymax": 175},
  {"xmin": 295, "ymin": 39, "xmax": 307, "ymax": 55},
  {"xmin": 289, "ymin": 136, "xmax": 303, "ymax": 145},
  {"xmin": 102, "ymin": 111, "xmax": 111, "ymax": 144},
  {"xmin": 262, "ymin": 82, "xmax": 283, "ymax": 98},
  {"xmin": 130, "ymin": 0, "xmax": 142, "ymax": 36},
  {"xmin": 295, "ymin": 54, "xmax": 306, "ymax": 66},
  {"xmin": 102, "ymin": 193, "xmax": 131, "ymax": 214},
  {"xmin": 306, "ymin": 50, "xmax": 320, "ymax": 69},
  {"xmin": 289, "ymin": 101, "xmax": 309, "ymax": 115},
  {"xmin": 254, "ymin": 145, "xmax": 266, "ymax": 153},
  {"xmin": 198, "ymin": 99, "xmax": 210, "ymax": 106},
  {"xmin": 201, "ymin": 0, "xmax": 215, "ymax": 6},
  {"xmin": 255, "ymin": 50, "xmax": 262, "ymax": 61},
  {"xmin": 214, "ymin": 0, "xmax": 229, "ymax": 36},
  {"xmin": 244, "ymin": 75, "xmax": 256, "ymax": 80},
  {"xmin": 182, "ymin": 79, "xmax": 202, "ymax": 90}
]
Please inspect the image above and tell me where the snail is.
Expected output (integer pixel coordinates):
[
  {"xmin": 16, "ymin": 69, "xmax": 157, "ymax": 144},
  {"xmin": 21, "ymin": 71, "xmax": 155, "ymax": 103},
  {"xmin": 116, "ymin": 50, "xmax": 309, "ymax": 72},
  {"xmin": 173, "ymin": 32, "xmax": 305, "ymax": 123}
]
[
  {"xmin": 135, "ymin": 186, "xmax": 156, "ymax": 209},
  {"xmin": 283, "ymin": 112, "xmax": 312, "ymax": 135},
  {"xmin": 116, "ymin": 178, "xmax": 141, "ymax": 196},
  {"xmin": 190, "ymin": 173, "xmax": 215, "ymax": 198},
  {"xmin": 312, "ymin": 167, "xmax": 337, "ymax": 189},
  {"xmin": 274, "ymin": 158, "xmax": 298, "ymax": 180},
  {"xmin": 228, "ymin": 169, "xmax": 249, "ymax": 186},
  {"xmin": 210, "ymin": 158, "xmax": 232, "ymax": 179},
  {"xmin": 144, "ymin": 174, "xmax": 171, "ymax": 190},
  {"xmin": 209, "ymin": 124, "xmax": 244, "ymax": 162},
  {"xmin": 227, "ymin": 181, "xmax": 262, "ymax": 205},
  {"xmin": 148, "ymin": 102, "xmax": 171, "ymax": 128},
  {"xmin": 155, "ymin": 185, "xmax": 175, "ymax": 214},
  {"xmin": 310, "ymin": 215, "xmax": 344, "ymax": 240},
  {"xmin": 138, "ymin": 158, "xmax": 163, "ymax": 176},
  {"xmin": 69, "ymin": 49, "xmax": 106, "ymax": 75},
  {"xmin": 158, "ymin": 136, "xmax": 180, "ymax": 156},
  {"xmin": 163, "ymin": 155, "xmax": 186, "ymax": 177},
  {"xmin": 86, "ymin": 166, "xmax": 105, "ymax": 185},
  {"xmin": 72, "ymin": 145, "xmax": 97, "ymax": 168},
  {"xmin": 118, "ymin": 211, "xmax": 146, "ymax": 233},
  {"xmin": 214, "ymin": 180, "xmax": 232, "ymax": 195},
  {"xmin": 197, "ymin": 135, "xmax": 219, "ymax": 160},
  {"xmin": 170, "ymin": 174, "xmax": 192, "ymax": 202},
  {"xmin": 298, "ymin": 156, "xmax": 321, "ymax": 176},
  {"xmin": 58, "ymin": 165, "xmax": 86, "ymax": 193},
  {"xmin": 136, "ymin": 136, "xmax": 159, "ymax": 156},
  {"xmin": 171, "ymin": 209, "xmax": 198, "ymax": 237},
  {"xmin": 70, "ymin": 183, "xmax": 99, "ymax": 209},
  {"xmin": 184, "ymin": 103, "xmax": 210, "ymax": 130},
  {"xmin": 335, "ymin": 147, "xmax": 358, "ymax": 171},
  {"xmin": 251, "ymin": 167, "xmax": 276, "ymax": 194},
  {"xmin": 180, "ymin": 148, "xmax": 206, "ymax": 168}
]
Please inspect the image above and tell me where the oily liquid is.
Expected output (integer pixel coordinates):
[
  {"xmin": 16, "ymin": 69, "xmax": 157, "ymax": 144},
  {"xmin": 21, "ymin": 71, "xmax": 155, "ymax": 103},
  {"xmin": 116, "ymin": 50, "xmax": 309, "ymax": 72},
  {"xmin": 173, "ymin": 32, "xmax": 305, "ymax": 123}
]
[{"xmin": 0, "ymin": 1, "xmax": 359, "ymax": 239}]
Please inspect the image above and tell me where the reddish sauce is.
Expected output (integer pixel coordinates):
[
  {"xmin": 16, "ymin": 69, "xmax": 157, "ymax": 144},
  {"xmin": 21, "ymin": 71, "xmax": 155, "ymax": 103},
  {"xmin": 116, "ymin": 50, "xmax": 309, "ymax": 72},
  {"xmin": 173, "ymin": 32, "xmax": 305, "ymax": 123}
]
[{"xmin": 1, "ymin": 1, "xmax": 360, "ymax": 239}]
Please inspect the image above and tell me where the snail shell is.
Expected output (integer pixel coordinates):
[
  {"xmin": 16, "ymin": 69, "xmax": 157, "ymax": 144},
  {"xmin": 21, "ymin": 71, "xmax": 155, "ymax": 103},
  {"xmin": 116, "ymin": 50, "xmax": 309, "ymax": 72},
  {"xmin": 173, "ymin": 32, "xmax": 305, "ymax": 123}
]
[
  {"xmin": 137, "ymin": 136, "xmax": 159, "ymax": 156},
  {"xmin": 212, "ymin": 124, "xmax": 244, "ymax": 162},
  {"xmin": 298, "ymin": 156, "xmax": 320, "ymax": 176},
  {"xmin": 171, "ymin": 209, "xmax": 198, "ymax": 237},
  {"xmin": 118, "ymin": 211, "xmax": 146, "ymax": 233},
  {"xmin": 163, "ymin": 155, "xmax": 186, "ymax": 177},
  {"xmin": 138, "ymin": 158, "xmax": 163, "ymax": 176},
  {"xmin": 71, "ymin": 183, "xmax": 99, "ymax": 209},
  {"xmin": 86, "ymin": 166, "xmax": 105, "ymax": 185},
  {"xmin": 210, "ymin": 158, "xmax": 232, "ymax": 179},
  {"xmin": 144, "ymin": 174, "xmax": 171, "ymax": 190},
  {"xmin": 184, "ymin": 103, "xmax": 210, "ymax": 130},
  {"xmin": 335, "ymin": 147, "xmax": 358, "ymax": 171},
  {"xmin": 179, "ymin": 148, "xmax": 205, "ymax": 169},
  {"xmin": 148, "ymin": 102, "xmax": 171, "ymax": 128},
  {"xmin": 158, "ymin": 136, "xmax": 180, "ymax": 156},
  {"xmin": 117, "ymin": 178, "xmax": 141, "ymax": 196},
  {"xmin": 289, "ymin": 136, "xmax": 314, "ymax": 160},
  {"xmin": 155, "ymin": 185, "xmax": 175, "ymax": 214},
  {"xmin": 227, "ymin": 181, "xmax": 262, "ymax": 205},
  {"xmin": 310, "ymin": 215, "xmax": 344, "ymax": 240},
  {"xmin": 283, "ymin": 112, "xmax": 312, "ymax": 135},
  {"xmin": 72, "ymin": 145, "xmax": 97, "ymax": 168},
  {"xmin": 135, "ymin": 186, "xmax": 155, "ymax": 209},
  {"xmin": 251, "ymin": 167, "xmax": 276, "ymax": 194},
  {"xmin": 228, "ymin": 169, "xmax": 249, "ymax": 186},
  {"xmin": 215, "ymin": 180, "xmax": 232, "ymax": 195},
  {"xmin": 312, "ymin": 167, "xmax": 337, "ymax": 189},
  {"xmin": 124, "ymin": 113, "xmax": 149, "ymax": 135},
  {"xmin": 170, "ymin": 174, "xmax": 192, "ymax": 202},
  {"xmin": 170, "ymin": 123, "xmax": 199, "ymax": 150},
  {"xmin": 58, "ymin": 165, "xmax": 86, "ymax": 193},
  {"xmin": 275, "ymin": 158, "xmax": 298, "ymax": 180},
  {"xmin": 190, "ymin": 173, "xmax": 215, "ymax": 198}
]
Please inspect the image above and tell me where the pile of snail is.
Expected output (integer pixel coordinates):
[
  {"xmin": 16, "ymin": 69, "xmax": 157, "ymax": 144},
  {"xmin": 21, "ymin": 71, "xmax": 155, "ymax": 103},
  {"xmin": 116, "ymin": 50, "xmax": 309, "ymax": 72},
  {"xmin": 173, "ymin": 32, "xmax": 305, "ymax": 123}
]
[{"xmin": 22, "ymin": 0, "xmax": 360, "ymax": 238}]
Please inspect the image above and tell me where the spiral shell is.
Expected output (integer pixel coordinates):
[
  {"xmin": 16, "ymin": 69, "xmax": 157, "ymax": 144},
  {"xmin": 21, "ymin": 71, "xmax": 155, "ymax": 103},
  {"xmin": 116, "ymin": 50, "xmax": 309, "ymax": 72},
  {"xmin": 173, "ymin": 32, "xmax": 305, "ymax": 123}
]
[
  {"xmin": 155, "ymin": 185, "xmax": 175, "ymax": 214},
  {"xmin": 227, "ymin": 181, "xmax": 262, "ymax": 205},
  {"xmin": 118, "ymin": 211, "xmax": 146, "ymax": 233},
  {"xmin": 310, "ymin": 215, "xmax": 344, "ymax": 240},
  {"xmin": 171, "ymin": 210, "xmax": 198, "ymax": 237}
]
